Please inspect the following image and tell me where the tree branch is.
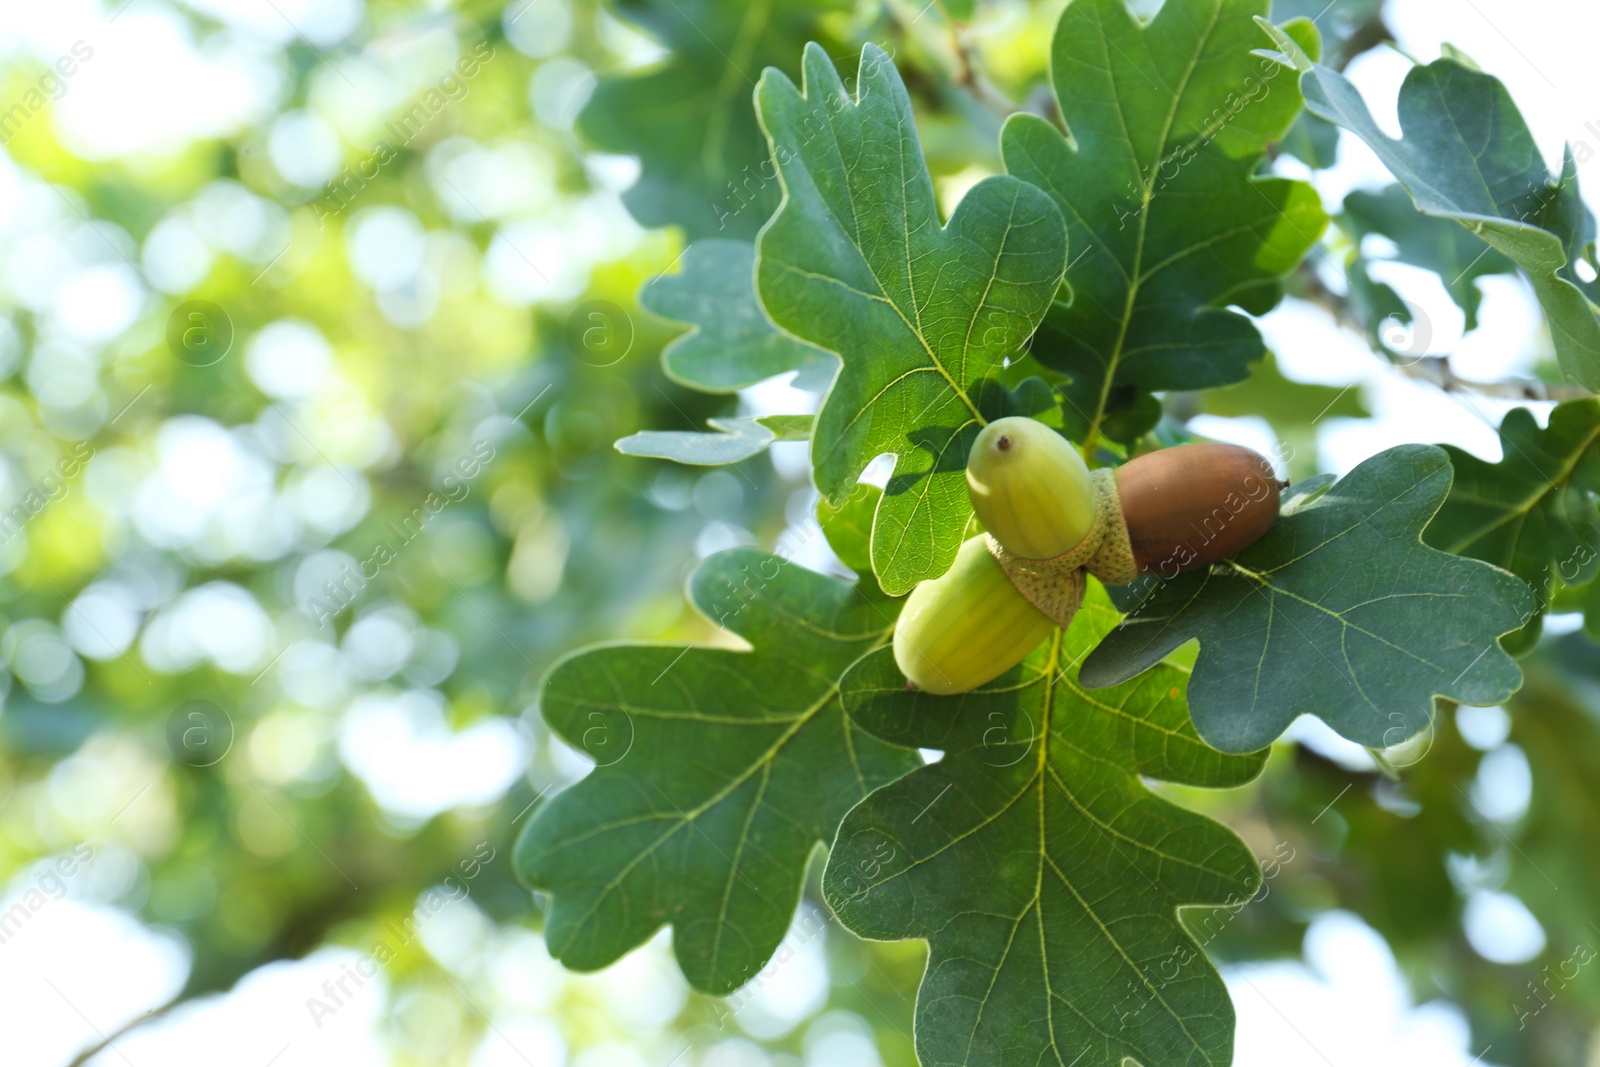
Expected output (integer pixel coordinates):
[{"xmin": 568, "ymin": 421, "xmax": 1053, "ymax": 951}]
[
  {"xmin": 1293, "ymin": 266, "xmax": 1591, "ymax": 402},
  {"xmin": 67, "ymin": 991, "xmax": 187, "ymax": 1067}
]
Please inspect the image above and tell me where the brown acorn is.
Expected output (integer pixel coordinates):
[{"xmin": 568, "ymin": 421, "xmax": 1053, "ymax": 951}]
[{"xmin": 1115, "ymin": 442, "xmax": 1284, "ymax": 578}]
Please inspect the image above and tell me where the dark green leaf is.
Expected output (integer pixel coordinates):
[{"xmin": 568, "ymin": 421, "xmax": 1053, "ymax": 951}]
[
  {"xmin": 1082, "ymin": 444, "xmax": 1533, "ymax": 752},
  {"xmin": 578, "ymin": 0, "xmax": 851, "ymax": 239},
  {"xmin": 515, "ymin": 548, "xmax": 918, "ymax": 993},
  {"xmin": 1342, "ymin": 185, "xmax": 1516, "ymax": 332},
  {"xmin": 1259, "ymin": 27, "xmax": 1600, "ymax": 388},
  {"xmin": 825, "ymin": 582, "xmax": 1264, "ymax": 1067},
  {"xmin": 641, "ymin": 239, "xmax": 836, "ymax": 392},
  {"xmin": 1426, "ymin": 398, "xmax": 1600, "ymax": 651},
  {"xmin": 755, "ymin": 43, "xmax": 1068, "ymax": 595},
  {"xmin": 1001, "ymin": 0, "xmax": 1328, "ymax": 449}
]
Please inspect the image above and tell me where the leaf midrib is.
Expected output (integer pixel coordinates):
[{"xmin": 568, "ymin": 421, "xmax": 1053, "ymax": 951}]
[
  {"xmin": 547, "ymin": 628, "xmax": 891, "ymax": 952},
  {"xmin": 952, "ymin": 632, "xmax": 1215, "ymax": 1064},
  {"xmin": 1033, "ymin": 631, "xmax": 1215, "ymax": 1063},
  {"xmin": 1442, "ymin": 421, "xmax": 1600, "ymax": 555},
  {"xmin": 1081, "ymin": 0, "xmax": 1225, "ymax": 456}
]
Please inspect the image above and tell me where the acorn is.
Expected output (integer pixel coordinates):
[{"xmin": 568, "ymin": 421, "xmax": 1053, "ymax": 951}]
[
  {"xmin": 893, "ymin": 534, "xmax": 1056, "ymax": 694},
  {"xmin": 895, "ymin": 425, "xmax": 1283, "ymax": 697},
  {"xmin": 972, "ymin": 418, "xmax": 1281, "ymax": 578},
  {"xmin": 966, "ymin": 417, "xmax": 1096, "ymax": 559},
  {"xmin": 1114, "ymin": 442, "xmax": 1283, "ymax": 578}
]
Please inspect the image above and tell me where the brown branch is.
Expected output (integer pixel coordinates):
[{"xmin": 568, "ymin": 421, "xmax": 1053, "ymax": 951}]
[
  {"xmin": 1293, "ymin": 266, "xmax": 1591, "ymax": 402},
  {"xmin": 67, "ymin": 991, "xmax": 186, "ymax": 1067}
]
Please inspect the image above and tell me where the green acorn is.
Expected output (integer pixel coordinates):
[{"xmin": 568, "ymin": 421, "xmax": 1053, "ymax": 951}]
[
  {"xmin": 966, "ymin": 417, "xmax": 1096, "ymax": 559},
  {"xmin": 898, "ymin": 417, "xmax": 1283, "ymax": 697},
  {"xmin": 893, "ymin": 534, "xmax": 1056, "ymax": 694}
]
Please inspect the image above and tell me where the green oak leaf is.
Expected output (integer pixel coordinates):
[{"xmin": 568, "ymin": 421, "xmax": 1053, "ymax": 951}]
[
  {"xmin": 1081, "ymin": 444, "xmax": 1533, "ymax": 753},
  {"xmin": 1002, "ymin": 0, "xmax": 1328, "ymax": 450},
  {"xmin": 641, "ymin": 239, "xmax": 836, "ymax": 393},
  {"xmin": 615, "ymin": 413, "xmax": 812, "ymax": 465},
  {"xmin": 825, "ymin": 582, "xmax": 1265, "ymax": 1067},
  {"xmin": 816, "ymin": 482, "xmax": 881, "ymax": 576},
  {"xmin": 1273, "ymin": 0, "xmax": 1389, "ymax": 69},
  {"xmin": 578, "ymin": 0, "xmax": 850, "ymax": 239},
  {"xmin": 514, "ymin": 547, "xmax": 917, "ymax": 993},
  {"xmin": 1342, "ymin": 185, "xmax": 1516, "ymax": 332},
  {"xmin": 1425, "ymin": 399, "xmax": 1600, "ymax": 652},
  {"xmin": 1259, "ymin": 25, "xmax": 1600, "ymax": 389},
  {"xmin": 755, "ymin": 43, "xmax": 1068, "ymax": 595}
]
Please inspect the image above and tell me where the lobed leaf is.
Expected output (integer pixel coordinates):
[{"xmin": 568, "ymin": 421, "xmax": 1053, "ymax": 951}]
[
  {"xmin": 1426, "ymin": 398, "xmax": 1600, "ymax": 651},
  {"xmin": 640, "ymin": 238, "xmax": 836, "ymax": 393},
  {"xmin": 577, "ymin": 0, "xmax": 852, "ymax": 240},
  {"xmin": 755, "ymin": 43, "xmax": 1068, "ymax": 595},
  {"xmin": 1341, "ymin": 185, "xmax": 1515, "ymax": 334},
  {"xmin": 1001, "ymin": 0, "xmax": 1328, "ymax": 448},
  {"xmin": 515, "ymin": 548, "xmax": 918, "ymax": 993},
  {"xmin": 1258, "ymin": 24, "xmax": 1600, "ymax": 389},
  {"xmin": 615, "ymin": 414, "xmax": 812, "ymax": 465},
  {"xmin": 826, "ymin": 583, "xmax": 1265, "ymax": 1067},
  {"xmin": 1081, "ymin": 444, "xmax": 1533, "ymax": 753}
]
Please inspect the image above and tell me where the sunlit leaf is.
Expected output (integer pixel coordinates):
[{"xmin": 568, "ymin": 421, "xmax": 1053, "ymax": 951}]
[
  {"xmin": 615, "ymin": 414, "xmax": 812, "ymax": 465},
  {"xmin": 755, "ymin": 43, "xmax": 1068, "ymax": 594},
  {"xmin": 1259, "ymin": 26, "xmax": 1600, "ymax": 388},
  {"xmin": 1002, "ymin": 0, "xmax": 1328, "ymax": 448},
  {"xmin": 515, "ymin": 548, "xmax": 917, "ymax": 993},
  {"xmin": 826, "ymin": 583, "xmax": 1264, "ymax": 1067}
]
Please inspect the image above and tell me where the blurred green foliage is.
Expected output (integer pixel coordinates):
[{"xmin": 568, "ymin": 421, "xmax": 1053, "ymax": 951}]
[{"xmin": 1, "ymin": 0, "xmax": 1599, "ymax": 1065}]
